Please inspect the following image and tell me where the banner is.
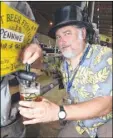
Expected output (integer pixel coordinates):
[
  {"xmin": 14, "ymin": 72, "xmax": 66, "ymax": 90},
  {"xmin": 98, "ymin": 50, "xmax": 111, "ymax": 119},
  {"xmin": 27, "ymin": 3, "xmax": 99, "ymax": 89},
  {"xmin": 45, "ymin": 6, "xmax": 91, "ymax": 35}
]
[
  {"xmin": 100, "ymin": 34, "xmax": 112, "ymax": 43},
  {"xmin": 1, "ymin": 2, "xmax": 39, "ymax": 76}
]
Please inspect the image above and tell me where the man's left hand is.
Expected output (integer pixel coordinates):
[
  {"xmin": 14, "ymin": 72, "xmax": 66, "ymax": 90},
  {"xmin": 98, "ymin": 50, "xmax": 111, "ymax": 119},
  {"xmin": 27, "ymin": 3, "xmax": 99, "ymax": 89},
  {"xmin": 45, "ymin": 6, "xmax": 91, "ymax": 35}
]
[{"xmin": 18, "ymin": 98, "xmax": 59, "ymax": 125}]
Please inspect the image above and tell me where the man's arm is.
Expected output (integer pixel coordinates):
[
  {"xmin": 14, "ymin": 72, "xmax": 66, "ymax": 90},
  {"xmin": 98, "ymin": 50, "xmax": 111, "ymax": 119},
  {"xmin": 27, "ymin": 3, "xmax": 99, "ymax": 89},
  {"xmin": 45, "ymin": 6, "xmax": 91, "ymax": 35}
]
[
  {"xmin": 18, "ymin": 95, "xmax": 112, "ymax": 125},
  {"xmin": 63, "ymin": 47, "xmax": 112, "ymax": 121},
  {"xmin": 64, "ymin": 96, "xmax": 112, "ymax": 121}
]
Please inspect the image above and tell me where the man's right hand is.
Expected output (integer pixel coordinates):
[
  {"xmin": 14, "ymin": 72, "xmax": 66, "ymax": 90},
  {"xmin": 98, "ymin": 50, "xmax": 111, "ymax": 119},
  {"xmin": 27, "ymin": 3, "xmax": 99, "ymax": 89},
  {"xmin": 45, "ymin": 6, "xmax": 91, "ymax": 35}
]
[{"xmin": 22, "ymin": 43, "xmax": 43, "ymax": 64}]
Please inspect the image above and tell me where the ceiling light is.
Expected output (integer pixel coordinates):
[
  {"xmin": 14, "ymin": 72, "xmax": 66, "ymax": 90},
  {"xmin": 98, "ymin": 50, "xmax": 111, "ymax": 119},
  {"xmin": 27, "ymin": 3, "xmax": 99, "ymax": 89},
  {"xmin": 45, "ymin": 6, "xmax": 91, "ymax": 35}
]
[{"xmin": 49, "ymin": 21, "xmax": 53, "ymax": 26}]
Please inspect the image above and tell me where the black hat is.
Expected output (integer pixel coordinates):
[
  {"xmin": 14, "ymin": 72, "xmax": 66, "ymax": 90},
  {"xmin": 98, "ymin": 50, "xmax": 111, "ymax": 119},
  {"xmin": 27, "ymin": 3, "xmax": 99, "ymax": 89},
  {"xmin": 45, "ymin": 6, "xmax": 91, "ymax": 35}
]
[{"xmin": 48, "ymin": 5, "xmax": 94, "ymax": 39}]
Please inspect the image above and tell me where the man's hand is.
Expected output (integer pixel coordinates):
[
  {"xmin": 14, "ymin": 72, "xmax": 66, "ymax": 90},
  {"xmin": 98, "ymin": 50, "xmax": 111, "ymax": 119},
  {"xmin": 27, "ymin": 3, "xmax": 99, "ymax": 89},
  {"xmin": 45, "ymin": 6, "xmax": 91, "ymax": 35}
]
[
  {"xmin": 22, "ymin": 43, "xmax": 43, "ymax": 64},
  {"xmin": 18, "ymin": 98, "xmax": 59, "ymax": 125}
]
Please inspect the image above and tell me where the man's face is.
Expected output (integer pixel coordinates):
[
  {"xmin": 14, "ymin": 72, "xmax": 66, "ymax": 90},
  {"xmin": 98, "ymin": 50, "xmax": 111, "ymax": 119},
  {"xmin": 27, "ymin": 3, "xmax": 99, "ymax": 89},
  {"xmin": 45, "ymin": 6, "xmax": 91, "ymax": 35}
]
[{"xmin": 55, "ymin": 25, "xmax": 86, "ymax": 59}]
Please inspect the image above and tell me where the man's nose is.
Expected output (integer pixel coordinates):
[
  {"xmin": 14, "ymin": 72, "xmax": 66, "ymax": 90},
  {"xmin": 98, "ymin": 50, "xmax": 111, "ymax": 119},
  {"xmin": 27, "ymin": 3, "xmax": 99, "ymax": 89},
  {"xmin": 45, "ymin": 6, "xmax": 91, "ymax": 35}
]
[{"xmin": 59, "ymin": 37, "xmax": 67, "ymax": 46}]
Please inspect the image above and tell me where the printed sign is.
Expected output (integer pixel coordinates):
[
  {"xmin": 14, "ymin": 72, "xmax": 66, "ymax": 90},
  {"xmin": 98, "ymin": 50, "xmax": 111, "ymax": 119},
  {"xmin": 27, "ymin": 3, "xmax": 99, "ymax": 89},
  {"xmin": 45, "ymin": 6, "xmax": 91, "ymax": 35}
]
[
  {"xmin": 100, "ymin": 34, "xmax": 112, "ymax": 43},
  {"xmin": 1, "ymin": 2, "xmax": 39, "ymax": 76}
]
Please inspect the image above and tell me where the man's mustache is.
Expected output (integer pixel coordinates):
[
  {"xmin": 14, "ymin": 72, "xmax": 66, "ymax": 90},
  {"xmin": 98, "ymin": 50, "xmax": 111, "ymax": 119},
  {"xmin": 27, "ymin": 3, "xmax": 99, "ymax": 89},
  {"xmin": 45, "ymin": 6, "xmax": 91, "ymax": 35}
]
[{"xmin": 61, "ymin": 45, "xmax": 71, "ymax": 49}]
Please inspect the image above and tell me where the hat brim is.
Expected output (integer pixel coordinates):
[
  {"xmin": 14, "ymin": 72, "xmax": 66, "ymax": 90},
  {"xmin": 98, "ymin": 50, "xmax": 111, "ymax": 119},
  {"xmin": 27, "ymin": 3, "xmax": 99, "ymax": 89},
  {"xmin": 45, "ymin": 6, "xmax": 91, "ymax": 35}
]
[{"xmin": 48, "ymin": 20, "xmax": 94, "ymax": 39}]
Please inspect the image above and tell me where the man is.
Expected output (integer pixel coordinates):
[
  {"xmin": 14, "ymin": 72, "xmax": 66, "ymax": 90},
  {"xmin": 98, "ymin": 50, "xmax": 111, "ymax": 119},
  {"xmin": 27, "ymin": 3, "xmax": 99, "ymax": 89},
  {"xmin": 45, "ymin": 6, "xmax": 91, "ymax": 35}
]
[
  {"xmin": 1, "ymin": 2, "xmax": 42, "ymax": 138},
  {"xmin": 19, "ymin": 5, "xmax": 112, "ymax": 138}
]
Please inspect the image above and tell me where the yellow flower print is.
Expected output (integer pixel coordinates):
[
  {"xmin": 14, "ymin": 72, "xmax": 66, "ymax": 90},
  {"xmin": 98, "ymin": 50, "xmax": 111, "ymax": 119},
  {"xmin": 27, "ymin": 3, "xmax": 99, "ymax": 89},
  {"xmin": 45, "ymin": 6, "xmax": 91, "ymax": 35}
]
[
  {"xmin": 100, "ymin": 112, "xmax": 112, "ymax": 121},
  {"xmin": 86, "ymin": 48, "xmax": 93, "ymax": 59},
  {"xmin": 93, "ymin": 67, "xmax": 110, "ymax": 84},
  {"xmin": 107, "ymin": 57, "xmax": 112, "ymax": 71},
  {"xmin": 94, "ymin": 55, "xmax": 101, "ymax": 65},
  {"xmin": 75, "ymin": 126, "xmax": 85, "ymax": 134},
  {"xmin": 106, "ymin": 112, "xmax": 112, "ymax": 119},
  {"xmin": 92, "ymin": 84, "xmax": 100, "ymax": 95},
  {"xmin": 107, "ymin": 57, "xmax": 112, "ymax": 65},
  {"xmin": 92, "ymin": 44, "xmax": 98, "ymax": 51},
  {"xmin": 76, "ymin": 67, "xmax": 89, "ymax": 85},
  {"xmin": 93, "ymin": 46, "xmax": 111, "ymax": 66},
  {"xmin": 93, "ymin": 122, "xmax": 104, "ymax": 127},
  {"xmin": 78, "ymin": 87, "xmax": 90, "ymax": 98},
  {"xmin": 102, "ymin": 46, "xmax": 111, "ymax": 53}
]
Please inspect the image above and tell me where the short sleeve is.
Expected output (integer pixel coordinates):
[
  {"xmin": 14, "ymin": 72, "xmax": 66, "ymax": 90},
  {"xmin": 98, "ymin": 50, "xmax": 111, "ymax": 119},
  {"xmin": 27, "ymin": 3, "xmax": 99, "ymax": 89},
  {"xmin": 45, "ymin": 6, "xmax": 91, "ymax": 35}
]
[{"xmin": 92, "ymin": 47, "xmax": 112, "ymax": 97}]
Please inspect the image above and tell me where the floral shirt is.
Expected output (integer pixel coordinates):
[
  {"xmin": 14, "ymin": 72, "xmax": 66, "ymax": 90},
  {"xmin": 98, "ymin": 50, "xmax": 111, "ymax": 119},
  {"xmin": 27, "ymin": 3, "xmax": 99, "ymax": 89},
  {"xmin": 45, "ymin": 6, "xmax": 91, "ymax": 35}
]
[{"xmin": 61, "ymin": 43, "xmax": 112, "ymax": 138}]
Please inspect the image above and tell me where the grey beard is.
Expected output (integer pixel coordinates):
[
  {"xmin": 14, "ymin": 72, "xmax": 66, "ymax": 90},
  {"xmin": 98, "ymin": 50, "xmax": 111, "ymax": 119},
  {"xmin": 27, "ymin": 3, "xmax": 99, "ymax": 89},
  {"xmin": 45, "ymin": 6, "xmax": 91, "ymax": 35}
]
[{"xmin": 62, "ymin": 51, "xmax": 76, "ymax": 59}]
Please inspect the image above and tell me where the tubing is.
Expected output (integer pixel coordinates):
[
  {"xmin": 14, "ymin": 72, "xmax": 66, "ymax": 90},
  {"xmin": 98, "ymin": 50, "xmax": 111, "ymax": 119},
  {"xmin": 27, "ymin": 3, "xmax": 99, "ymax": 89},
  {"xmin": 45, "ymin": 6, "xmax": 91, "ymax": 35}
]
[{"xmin": 40, "ymin": 79, "xmax": 59, "ymax": 95}]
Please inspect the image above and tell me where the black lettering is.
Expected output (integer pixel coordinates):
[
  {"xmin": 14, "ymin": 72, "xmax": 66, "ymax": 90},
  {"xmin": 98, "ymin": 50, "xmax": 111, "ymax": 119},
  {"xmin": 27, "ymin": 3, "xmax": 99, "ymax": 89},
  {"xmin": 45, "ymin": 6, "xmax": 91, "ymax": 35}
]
[
  {"xmin": 2, "ymin": 30, "xmax": 8, "ymax": 38},
  {"xmin": 14, "ymin": 34, "xmax": 19, "ymax": 40},
  {"xmin": 31, "ymin": 26, "xmax": 37, "ymax": 31},
  {"xmin": 1, "ymin": 43, "xmax": 7, "ymax": 49},
  {"xmin": 8, "ymin": 43, "xmax": 13, "ymax": 49},
  {"xmin": 1, "ymin": 29, "xmax": 23, "ymax": 42},
  {"xmin": 7, "ymin": 14, "xmax": 11, "ymax": 21},
  {"xmin": 15, "ymin": 25, "xmax": 22, "ymax": 32},
  {"xmin": 1, "ymin": 65, "xmax": 12, "ymax": 71},
  {"xmin": 14, "ymin": 15, "xmax": 21, "ymax": 24},
  {"xmin": 1, "ymin": 59, "xmax": 9, "ymax": 64},
  {"xmin": 0, "ymin": 28, "xmax": 4, "ymax": 35},
  {"xmin": 7, "ymin": 31, "xmax": 13, "ymax": 39},
  {"xmin": 14, "ymin": 63, "xmax": 21, "ymax": 69},
  {"xmin": 11, "ymin": 33, "xmax": 15, "ymax": 39},
  {"xmin": 7, "ymin": 14, "xmax": 14, "ymax": 22},
  {"xmin": 0, "ymin": 15, "xmax": 4, "ymax": 24},
  {"xmin": 21, "ymin": 19, "xmax": 31, "ymax": 32},
  {"xmin": 19, "ymin": 35, "xmax": 22, "ymax": 41},
  {"xmin": 11, "ymin": 64, "xmax": 14, "ymax": 71},
  {"xmin": 15, "ymin": 43, "xmax": 21, "ymax": 49},
  {"xmin": 21, "ymin": 19, "xmax": 27, "ymax": 26},
  {"xmin": 7, "ymin": 14, "xmax": 21, "ymax": 23}
]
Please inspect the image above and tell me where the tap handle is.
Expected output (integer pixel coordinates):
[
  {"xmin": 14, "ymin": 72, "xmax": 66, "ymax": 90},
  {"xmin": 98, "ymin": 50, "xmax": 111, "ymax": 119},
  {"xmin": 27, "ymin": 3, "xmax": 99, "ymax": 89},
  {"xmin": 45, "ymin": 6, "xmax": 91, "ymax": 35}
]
[{"xmin": 26, "ymin": 63, "xmax": 30, "ymax": 72}]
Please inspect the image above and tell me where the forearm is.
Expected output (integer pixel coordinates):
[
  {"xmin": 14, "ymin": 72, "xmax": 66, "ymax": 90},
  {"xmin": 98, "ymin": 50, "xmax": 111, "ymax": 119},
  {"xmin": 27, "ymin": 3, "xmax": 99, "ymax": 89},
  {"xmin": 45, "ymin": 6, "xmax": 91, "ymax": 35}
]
[
  {"xmin": 18, "ymin": 96, "xmax": 112, "ymax": 124},
  {"xmin": 64, "ymin": 96, "xmax": 112, "ymax": 121}
]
